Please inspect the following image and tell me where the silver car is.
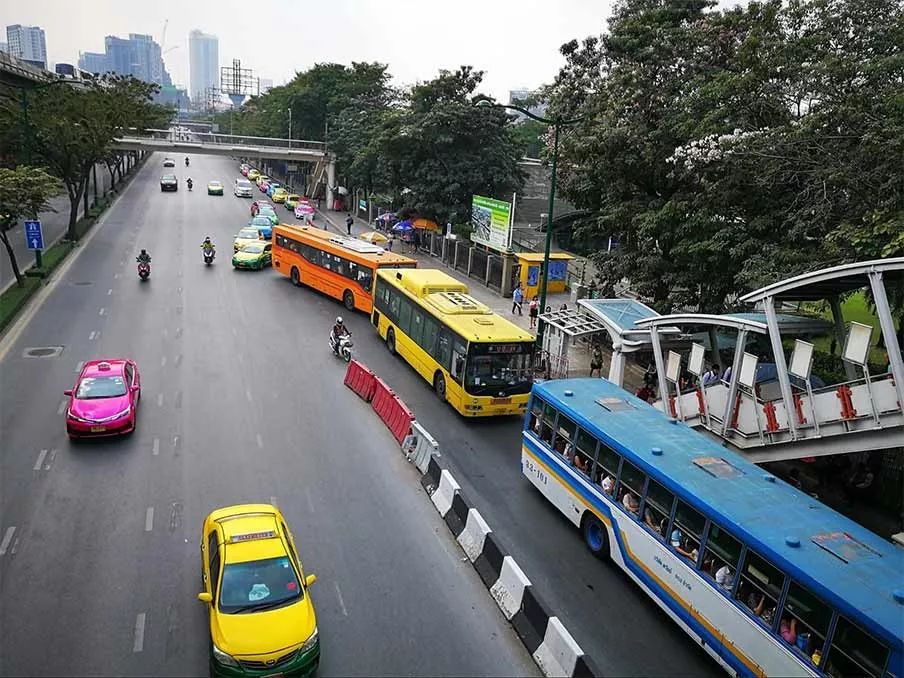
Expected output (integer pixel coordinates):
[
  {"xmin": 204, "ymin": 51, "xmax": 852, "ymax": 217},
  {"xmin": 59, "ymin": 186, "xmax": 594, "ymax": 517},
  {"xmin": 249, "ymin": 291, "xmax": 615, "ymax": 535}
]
[{"xmin": 234, "ymin": 179, "xmax": 254, "ymax": 197}]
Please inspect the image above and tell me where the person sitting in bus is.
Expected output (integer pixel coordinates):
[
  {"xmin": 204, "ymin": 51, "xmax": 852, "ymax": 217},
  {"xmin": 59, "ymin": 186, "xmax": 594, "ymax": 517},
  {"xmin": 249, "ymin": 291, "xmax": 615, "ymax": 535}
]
[
  {"xmin": 622, "ymin": 491, "xmax": 639, "ymax": 514},
  {"xmin": 573, "ymin": 453, "xmax": 588, "ymax": 474},
  {"xmin": 643, "ymin": 506, "xmax": 659, "ymax": 531},
  {"xmin": 600, "ymin": 475, "xmax": 615, "ymax": 495},
  {"xmin": 715, "ymin": 564, "xmax": 733, "ymax": 591},
  {"xmin": 780, "ymin": 617, "xmax": 798, "ymax": 645},
  {"xmin": 749, "ymin": 591, "xmax": 775, "ymax": 626},
  {"xmin": 670, "ymin": 528, "xmax": 684, "ymax": 549},
  {"xmin": 676, "ymin": 538, "xmax": 698, "ymax": 562}
]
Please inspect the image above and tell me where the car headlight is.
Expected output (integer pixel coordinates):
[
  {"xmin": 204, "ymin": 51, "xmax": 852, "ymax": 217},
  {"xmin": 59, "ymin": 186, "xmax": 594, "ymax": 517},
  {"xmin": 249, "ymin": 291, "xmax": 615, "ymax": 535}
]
[
  {"xmin": 67, "ymin": 410, "xmax": 91, "ymax": 423},
  {"xmin": 300, "ymin": 628, "xmax": 319, "ymax": 653},
  {"xmin": 110, "ymin": 407, "xmax": 131, "ymax": 420},
  {"xmin": 212, "ymin": 643, "xmax": 239, "ymax": 667}
]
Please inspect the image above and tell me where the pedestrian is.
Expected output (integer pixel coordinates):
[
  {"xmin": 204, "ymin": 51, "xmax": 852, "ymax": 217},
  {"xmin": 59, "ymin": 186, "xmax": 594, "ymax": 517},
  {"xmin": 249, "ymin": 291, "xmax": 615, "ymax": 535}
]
[
  {"xmin": 345, "ymin": 214, "xmax": 353, "ymax": 236},
  {"xmin": 560, "ymin": 303, "xmax": 568, "ymax": 311},
  {"xmin": 528, "ymin": 296, "xmax": 540, "ymax": 329},
  {"xmin": 386, "ymin": 236, "xmax": 394, "ymax": 251},
  {"xmin": 512, "ymin": 283, "xmax": 524, "ymax": 315},
  {"xmin": 590, "ymin": 344, "xmax": 603, "ymax": 377}
]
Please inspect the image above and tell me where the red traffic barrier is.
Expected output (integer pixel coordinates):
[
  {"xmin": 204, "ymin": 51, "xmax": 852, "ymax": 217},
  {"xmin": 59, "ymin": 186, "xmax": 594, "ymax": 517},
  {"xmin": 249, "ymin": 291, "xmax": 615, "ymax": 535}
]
[
  {"xmin": 344, "ymin": 359, "xmax": 377, "ymax": 402},
  {"xmin": 371, "ymin": 377, "xmax": 415, "ymax": 444}
]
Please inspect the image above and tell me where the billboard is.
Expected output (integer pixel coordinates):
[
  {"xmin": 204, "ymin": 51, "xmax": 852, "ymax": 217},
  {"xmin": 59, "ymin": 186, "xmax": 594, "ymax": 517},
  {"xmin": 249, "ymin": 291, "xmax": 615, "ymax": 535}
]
[{"xmin": 470, "ymin": 195, "xmax": 512, "ymax": 251}]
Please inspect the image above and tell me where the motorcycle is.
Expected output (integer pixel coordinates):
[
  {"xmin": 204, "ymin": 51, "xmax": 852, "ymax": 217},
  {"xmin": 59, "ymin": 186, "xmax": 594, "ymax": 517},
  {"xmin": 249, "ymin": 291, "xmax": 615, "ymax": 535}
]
[
  {"xmin": 203, "ymin": 248, "xmax": 215, "ymax": 265},
  {"xmin": 185, "ymin": 157, "xmax": 190, "ymax": 166},
  {"xmin": 329, "ymin": 332, "xmax": 353, "ymax": 363},
  {"xmin": 186, "ymin": 179, "xmax": 193, "ymax": 191},
  {"xmin": 137, "ymin": 262, "xmax": 151, "ymax": 281}
]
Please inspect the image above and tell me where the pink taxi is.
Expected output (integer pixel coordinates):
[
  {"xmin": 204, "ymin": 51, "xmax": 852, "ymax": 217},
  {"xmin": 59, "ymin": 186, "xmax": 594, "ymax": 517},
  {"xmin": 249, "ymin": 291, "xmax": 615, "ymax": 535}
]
[{"xmin": 65, "ymin": 359, "xmax": 141, "ymax": 439}]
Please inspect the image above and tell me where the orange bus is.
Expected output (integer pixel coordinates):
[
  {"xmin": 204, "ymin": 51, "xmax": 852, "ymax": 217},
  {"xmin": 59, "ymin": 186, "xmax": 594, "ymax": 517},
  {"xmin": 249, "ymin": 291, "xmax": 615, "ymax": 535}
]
[{"xmin": 272, "ymin": 224, "xmax": 417, "ymax": 313}]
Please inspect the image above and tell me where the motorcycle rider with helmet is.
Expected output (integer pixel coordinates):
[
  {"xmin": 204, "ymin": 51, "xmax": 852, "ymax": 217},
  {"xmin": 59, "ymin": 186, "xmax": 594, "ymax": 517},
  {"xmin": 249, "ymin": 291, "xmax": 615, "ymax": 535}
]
[{"xmin": 330, "ymin": 316, "xmax": 350, "ymax": 355}]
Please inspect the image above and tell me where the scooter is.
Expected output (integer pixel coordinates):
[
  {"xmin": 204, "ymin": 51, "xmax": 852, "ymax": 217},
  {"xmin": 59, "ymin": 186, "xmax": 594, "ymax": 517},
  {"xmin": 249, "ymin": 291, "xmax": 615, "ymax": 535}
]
[
  {"xmin": 187, "ymin": 179, "xmax": 193, "ymax": 191},
  {"xmin": 329, "ymin": 333, "xmax": 353, "ymax": 363},
  {"xmin": 185, "ymin": 157, "xmax": 190, "ymax": 166},
  {"xmin": 203, "ymin": 248, "xmax": 215, "ymax": 265},
  {"xmin": 137, "ymin": 262, "xmax": 151, "ymax": 281}
]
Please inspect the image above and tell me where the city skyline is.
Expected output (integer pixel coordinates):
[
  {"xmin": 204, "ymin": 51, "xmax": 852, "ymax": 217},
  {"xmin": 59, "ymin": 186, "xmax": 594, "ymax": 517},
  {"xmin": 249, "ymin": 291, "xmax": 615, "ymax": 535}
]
[{"xmin": 188, "ymin": 29, "xmax": 218, "ymax": 103}]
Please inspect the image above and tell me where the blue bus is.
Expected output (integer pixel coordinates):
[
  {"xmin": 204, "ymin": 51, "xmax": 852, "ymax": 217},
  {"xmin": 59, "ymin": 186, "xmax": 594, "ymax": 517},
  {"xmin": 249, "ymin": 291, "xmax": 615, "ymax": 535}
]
[{"xmin": 522, "ymin": 378, "xmax": 903, "ymax": 678}]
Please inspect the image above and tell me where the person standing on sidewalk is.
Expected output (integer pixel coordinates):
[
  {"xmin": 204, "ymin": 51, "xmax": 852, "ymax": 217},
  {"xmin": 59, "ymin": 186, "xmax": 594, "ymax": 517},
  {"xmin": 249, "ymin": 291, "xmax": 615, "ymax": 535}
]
[
  {"xmin": 529, "ymin": 296, "xmax": 540, "ymax": 329},
  {"xmin": 590, "ymin": 344, "xmax": 603, "ymax": 377},
  {"xmin": 346, "ymin": 214, "xmax": 354, "ymax": 235},
  {"xmin": 512, "ymin": 283, "xmax": 524, "ymax": 315}
]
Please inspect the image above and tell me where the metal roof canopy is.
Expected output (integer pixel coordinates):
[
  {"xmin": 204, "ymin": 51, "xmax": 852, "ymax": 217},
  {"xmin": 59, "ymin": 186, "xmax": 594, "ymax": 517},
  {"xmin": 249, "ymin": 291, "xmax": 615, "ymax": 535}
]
[
  {"xmin": 739, "ymin": 257, "xmax": 904, "ymax": 303},
  {"xmin": 634, "ymin": 312, "xmax": 769, "ymax": 334},
  {"xmin": 577, "ymin": 298, "xmax": 680, "ymax": 349},
  {"xmin": 538, "ymin": 309, "xmax": 608, "ymax": 338}
]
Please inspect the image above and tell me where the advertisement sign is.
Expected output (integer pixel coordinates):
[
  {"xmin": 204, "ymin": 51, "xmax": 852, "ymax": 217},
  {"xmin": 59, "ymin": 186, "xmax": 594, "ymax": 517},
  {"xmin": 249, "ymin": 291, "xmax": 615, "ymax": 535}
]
[
  {"xmin": 470, "ymin": 195, "xmax": 512, "ymax": 251},
  {"xmin": 358, "ymin": 199, "xmax": 367, "ymax": 211}
]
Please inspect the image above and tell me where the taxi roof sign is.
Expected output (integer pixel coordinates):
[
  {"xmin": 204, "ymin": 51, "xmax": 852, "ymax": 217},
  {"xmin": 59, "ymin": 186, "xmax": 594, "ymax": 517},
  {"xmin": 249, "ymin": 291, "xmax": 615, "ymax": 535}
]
[{"xmin": 229, "ymin": 530, "xmax": 277, "ymax": 543}]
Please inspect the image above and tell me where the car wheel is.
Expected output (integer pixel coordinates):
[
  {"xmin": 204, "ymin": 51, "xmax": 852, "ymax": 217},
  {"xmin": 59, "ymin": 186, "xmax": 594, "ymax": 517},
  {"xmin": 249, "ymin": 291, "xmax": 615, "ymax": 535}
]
[
  {"xmin": 386, "ymin": 327, "xmax": 396, "ymax": 355},
  {"xmin": 291, "ymin": 267, "xmax": 301, "ymax": 286},
  {"xmin": 582, "ymin": 513, "xmax": 610, "ymax": 560},
  {"xmin": 434, "ymin": 373, "xmax": 447, "ymax": 402},
  {"xmin": 343, "ymin": 291, "xmax": 355, "ymax": 311}
]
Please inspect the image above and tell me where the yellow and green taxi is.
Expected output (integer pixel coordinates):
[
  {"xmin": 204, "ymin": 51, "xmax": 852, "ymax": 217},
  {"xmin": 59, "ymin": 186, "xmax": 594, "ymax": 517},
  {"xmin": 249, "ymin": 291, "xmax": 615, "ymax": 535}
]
[
  {"xmin": 234, "ymin": 227, "xmax": 262, "ymax": 252},
  {"xmin": 198, "ymin": 504, "xmax": 319, "ymax": 677},
  {"xmin": 208, "ymin": 180, "xmax": 224, "ymax": 196},
  {"xmin": 247, "ymin": 169, "xmax": 261, "ymax": 181},
  {"xmin": 272, "ymin": 188, "xmax": 289, "ymax": 203},
  {"xmin": 284, "ymin": 194, "xmax": 302, "ymax": 210},
  {"xmin": 233, "ymin": 242, "xmax": 272, "ymax": 270}
]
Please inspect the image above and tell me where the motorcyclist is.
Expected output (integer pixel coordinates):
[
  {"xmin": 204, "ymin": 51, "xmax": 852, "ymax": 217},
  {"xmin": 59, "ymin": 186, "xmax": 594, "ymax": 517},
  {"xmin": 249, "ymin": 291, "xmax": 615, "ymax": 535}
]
[
  {"xmin": 330, "ymin": 316, "xmax": 350, "ymax": 354},
  {"xmin": 201, "ymin": 237, "xmax": 215, "ymax": 253},
  {"xmin": 186, "ymin": 177, "xmax": 193, "ymax": 191},
  {"xmin": 185, "ymin": 157, "xmax": 190, "ymax": 166},
  {"xmin": 136, "ymin": 249, "xmax": 152, "ymax": 264}
]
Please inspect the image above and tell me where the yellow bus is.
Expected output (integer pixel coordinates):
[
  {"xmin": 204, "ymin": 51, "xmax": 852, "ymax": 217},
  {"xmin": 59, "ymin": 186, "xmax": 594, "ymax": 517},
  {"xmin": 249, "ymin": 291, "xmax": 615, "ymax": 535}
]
[{"xmin": 371, "ymin": 268, "xmax": 535, "ymax": 417}]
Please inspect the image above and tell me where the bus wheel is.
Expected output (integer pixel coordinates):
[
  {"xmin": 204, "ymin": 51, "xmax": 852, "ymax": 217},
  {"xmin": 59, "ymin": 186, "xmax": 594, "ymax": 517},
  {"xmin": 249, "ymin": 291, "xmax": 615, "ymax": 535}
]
[
  {"xmin": 343, "ymin": 290, "xmax": 355, "ymax": 311},
  {"xmin": 386, "ymin": 328, "xmax": 396, "ymax": 354},
  {"xmin": 290, "ymin": 267, "xmax": 301, "ymax": 286},
  {"xmin": 582, "ymin": 513, "xmax": 609, "ymax": 560},
  {"xmin": 434, "ymin": 373, "xmax": 447, "ymax": 402}
]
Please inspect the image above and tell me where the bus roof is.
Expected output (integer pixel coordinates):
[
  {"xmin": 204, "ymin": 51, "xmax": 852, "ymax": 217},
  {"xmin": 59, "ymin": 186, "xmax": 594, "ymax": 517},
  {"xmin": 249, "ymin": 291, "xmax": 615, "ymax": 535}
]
[
  {"xmin": 378, "ymin": 268, "xmax": 535, "ymax": 343},
  {"xmin": 534, "ymin": 377, "xmax": 904, "ymax": 641},
  {"xmin": 274, "ymin": 224, "xmax": 417, "ymax": 266}
]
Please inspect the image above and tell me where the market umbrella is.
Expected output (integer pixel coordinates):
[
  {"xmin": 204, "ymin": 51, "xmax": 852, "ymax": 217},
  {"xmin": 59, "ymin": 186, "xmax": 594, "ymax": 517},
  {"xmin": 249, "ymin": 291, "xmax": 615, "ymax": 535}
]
[
  {"xmin": 412, "ymin": 217, "xmax": 439, "ymax": 231},
  {"xmin": 392, "ymin": 220, "xmax": 414, "ymax": 233},
  {"xmin": 375, "ymin": 212, "xmax": 397, "ymax": 222},
  {"xmin": 359, "ymin": 231, "xmax": 389, "ymax": 245}
]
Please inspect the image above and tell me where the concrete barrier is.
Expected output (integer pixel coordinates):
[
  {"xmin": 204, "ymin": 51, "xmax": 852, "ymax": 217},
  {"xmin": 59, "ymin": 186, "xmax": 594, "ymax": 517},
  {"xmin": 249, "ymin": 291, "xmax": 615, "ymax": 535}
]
[
  {"xmin": 534, "ymin": 617, "xmax": 585, "ymax": 678},
  {"xmin": 402, "ymin": 420, "xmax": 439, "ymax": 474},
  {"xmin": 490, "ymin": 556, "xmax": 531, "ymax": 621},
  {"xmin": 457, "ymin": 508, "xmax": 491, "ymax": 563},
  {"xmin": 430, "ymin": 469, "xmax": 460, "ymax": 517}
]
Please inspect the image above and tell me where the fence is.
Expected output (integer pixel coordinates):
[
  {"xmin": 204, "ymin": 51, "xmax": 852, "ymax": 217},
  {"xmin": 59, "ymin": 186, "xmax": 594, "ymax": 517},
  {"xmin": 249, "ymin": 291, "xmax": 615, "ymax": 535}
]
[
  {"xmin": 455, "ymin": 241, "xmax": 470, "ymax": 274},
  {"xmin": 470, "ymin": 248, "xmax": 489, "ymax": 283},
  {"xmin": 488, "ymin": 255, "xmax": 504, "ymax": 292}
]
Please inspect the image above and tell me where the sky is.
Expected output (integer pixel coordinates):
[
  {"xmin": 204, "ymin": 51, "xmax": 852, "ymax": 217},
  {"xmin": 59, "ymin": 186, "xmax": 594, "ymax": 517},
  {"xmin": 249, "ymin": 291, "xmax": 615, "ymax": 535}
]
[{"xmin": 1, "ymin": 0, "xmax": 614, "ymax": 101}]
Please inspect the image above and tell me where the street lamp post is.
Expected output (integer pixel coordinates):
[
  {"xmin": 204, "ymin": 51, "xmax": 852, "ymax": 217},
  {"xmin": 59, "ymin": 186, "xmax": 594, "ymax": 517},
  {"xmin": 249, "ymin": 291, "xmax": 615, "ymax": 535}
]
[{"xmin": 474, "ymin": 100, "xmax": 582, "ymax": 348}]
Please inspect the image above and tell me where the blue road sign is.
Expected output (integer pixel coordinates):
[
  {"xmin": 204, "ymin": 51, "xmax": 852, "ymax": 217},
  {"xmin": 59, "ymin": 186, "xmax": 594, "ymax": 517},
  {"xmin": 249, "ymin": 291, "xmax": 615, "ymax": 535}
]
[{"xmin": 24, "ymin": 220, "xmax": 45, "ymax": 251}]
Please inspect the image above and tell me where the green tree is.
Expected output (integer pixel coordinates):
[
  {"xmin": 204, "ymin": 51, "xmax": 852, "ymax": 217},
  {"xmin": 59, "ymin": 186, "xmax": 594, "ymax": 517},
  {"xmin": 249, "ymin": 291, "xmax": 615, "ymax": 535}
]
[{"xmin": 0, "ymin": 166, "xmax": 61, "ymax": 286}]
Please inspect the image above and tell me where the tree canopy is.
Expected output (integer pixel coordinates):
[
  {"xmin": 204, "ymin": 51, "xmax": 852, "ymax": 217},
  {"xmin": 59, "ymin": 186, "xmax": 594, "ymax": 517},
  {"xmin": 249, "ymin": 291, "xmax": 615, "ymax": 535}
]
[{"xmin": 0, "ymin": 166, "xmax": 60, "ymax": 286}]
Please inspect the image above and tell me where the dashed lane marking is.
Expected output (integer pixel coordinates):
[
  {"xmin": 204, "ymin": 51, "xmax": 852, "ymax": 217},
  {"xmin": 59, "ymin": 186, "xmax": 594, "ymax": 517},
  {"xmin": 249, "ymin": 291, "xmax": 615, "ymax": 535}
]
[
  {"xmin": 133, "ymin": 613, "xmax": 146, "ymax": 653},
  {"xmin": 305, "ymin": 489, "xmax": 315, "ymax": 514},
  {"xmin": 75, "ymin": 360, "xmax": 84, "ymax": 373},
  {"xmin": 89, "ymin": 330, "xmax": 97, "ymax": 341},
  {"xmin": 99, "ymin": 307, "xmax": 106, "ymax": 316},
  {"xmin": 157, "ymin": 394, "xmax": 164, "ymax": 407},
  {"xmin": 57, "ymin": 399, "xmax": 67, "ymax": 416},
  {"xmin": 256, "ymin": 433, "xmax": 263, "ymax": 449},
  {"xmin": 33, "ymin": 449, "xmax": 48, "ymax": 471},
  {"xmin": 245, "ymin": 389, "xmax": 252, "ymax": 402},
  {"xmin": 145, "ymin": 507, "xmax": 154, "ymax": 532},
  {"xmin": 0, "ymin": 527, "xmax": 16, "ymax": 556},
  {"xmin": 335, "ymin": 583, "xmax": 348, "ymax": 616},
  {"xmin": 160, "ymin": 356, "xmax": 167, "ymax": 367},
  {"xmin": 107, "ymin": 288, "xmax": 113, "ymax": 295},
  {"xmin": 152, "ymin": 438, "xmax": 160, "ymax": 456}
]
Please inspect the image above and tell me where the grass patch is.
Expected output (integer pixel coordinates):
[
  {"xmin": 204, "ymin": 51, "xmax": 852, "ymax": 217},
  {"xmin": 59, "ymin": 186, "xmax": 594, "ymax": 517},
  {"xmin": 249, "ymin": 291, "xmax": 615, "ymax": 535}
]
[
  {"xmin": 0, "ymin": 276, "xmax": 42, "ymax": 334},
  {"xmin": 40, "ymin": 240, "xmax": 73, "ymax": 273}
]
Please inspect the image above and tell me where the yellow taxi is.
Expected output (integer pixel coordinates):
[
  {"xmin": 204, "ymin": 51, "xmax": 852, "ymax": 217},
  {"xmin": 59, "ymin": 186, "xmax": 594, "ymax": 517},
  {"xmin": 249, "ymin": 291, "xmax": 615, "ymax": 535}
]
[
  {"xmin": 233, "ymin": 227, "xmax": 262, "ymax": 252},
  {"xmin": 198, "ymin": 504, "xmax": 319, "ymax": 677},
  {"xmin": 255, "ymin": 174, "xmax": 270, "ymax": 187},
  {"xmin": 272, "ymin": 188, "xmax": 289, "ymax": 203},
  {"xmin": 247, "ymin": 169, "xmax": 261, "ymax": 182}
]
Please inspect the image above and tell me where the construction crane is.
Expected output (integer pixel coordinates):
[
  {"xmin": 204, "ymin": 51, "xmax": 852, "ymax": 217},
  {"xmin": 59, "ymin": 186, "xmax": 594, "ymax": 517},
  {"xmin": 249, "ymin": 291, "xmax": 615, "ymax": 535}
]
[{"xmin": 160, "ymin": 19, "xmax": 169, "ymax": 52}]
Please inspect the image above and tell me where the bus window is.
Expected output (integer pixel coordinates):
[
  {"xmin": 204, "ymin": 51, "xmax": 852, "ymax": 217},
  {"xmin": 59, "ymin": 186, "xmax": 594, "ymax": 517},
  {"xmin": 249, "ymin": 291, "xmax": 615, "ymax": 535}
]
[
  {"xmin": 422, "ymin": 315, "xmax": 439, "ymax": 356},
  {"xmin": 596, "ymin": 444, "xmax": 620, "ymax": 496},
  {"xmin": 388, "ymin": 287, "xmax": 401, "ymax": 320},
  {"xmin": 435, "ymin": 328, "xmax": 452, "ymax": 370},
  {"xmin": 540, "ymin": 402, "xmax": 556, "ymax": 444},
  {"xmin": 410, "ymin": 307, "xmax": 424, "ymax": 345},
  {"xmin": 780, "ymin": 580, "xmax": 832, "ymax": 663},
  {"xmin": 398, "ymin": 296, "xmax": 412, "ymax": 334},
  {"xmin": 451, "ymin": 337, "xmax": 467, "ymax": 385},
  {"xmin": 702, "ymin": 523, "xmax": 742, "ymax": 589},
  {"xmin": 642, "ymin": 479, "xmax": 674, "ymax": 540},
  {"xmin": 824, "ymin": 616, "xmax": 889, "ymax": 678},
  {"xmin": 616, "ymin": 460, "xmax": 645, "ymax": 517},
  {"xmin": 573, "ymin": 428, "xmax": 597, "ymax": 478},
  {"xmin": 735, "ymin": 549, "xmax": 784, "ymax": 630},
  {"xmin": 671, "ymin": 500, "xmax": 705, "ymax": 565},
  {"xmin": 528, "ymin": 397, "xmax": 544, "ymax": 434},
  {"xmin": 552, "ymin": 414, "xmax": 577, "ymax": 459}
]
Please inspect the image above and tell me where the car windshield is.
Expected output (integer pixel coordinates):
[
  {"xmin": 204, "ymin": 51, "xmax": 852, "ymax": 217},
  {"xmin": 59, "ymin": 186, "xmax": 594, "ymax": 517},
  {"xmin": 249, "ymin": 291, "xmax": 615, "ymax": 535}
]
[
  {"xmin": 238, "ymin": 229, "xmax": 259, "ymax": 239},
  {"xmin": 76, "ymin": 375, "xmax": 127, "ymax": 399},
  {"xmin": 251, "ymin": 218, "xmax": 271, "ymax": 227},
  {"xmin": 237, "ymin": 181, "xmax": 252, "ymax": 188},
  {"xmin": 288, "ymin": 195, "xmax": 299, "ymax": 201},
  {"xmin": 242, "ymin": 244, "xmax": 264, "ymax": 253},
  {"xmin": 162, "ymin": 175, "xmax": 176, "ymax": 181},
  {"xmin": 209, "ymin": 181, "xmax": 222, "ymax": 187},
  {"xmin": 258, "ymin": 207, "xmax": 276, "ymax": 215},
  {"xmin": 219, "ymin": 556, "xmax": 302, "ymax": 614},
  {"xmin": 464, "ymin": 344, "xmax": 534, "ymax": 396}
]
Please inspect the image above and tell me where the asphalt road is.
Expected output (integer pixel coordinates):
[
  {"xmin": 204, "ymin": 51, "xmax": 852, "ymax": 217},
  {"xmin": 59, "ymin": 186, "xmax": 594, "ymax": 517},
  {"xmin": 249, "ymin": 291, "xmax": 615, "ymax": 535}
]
[{"xmin": 0, "ymin": 153, "xmax": 538, "ymax": 677}]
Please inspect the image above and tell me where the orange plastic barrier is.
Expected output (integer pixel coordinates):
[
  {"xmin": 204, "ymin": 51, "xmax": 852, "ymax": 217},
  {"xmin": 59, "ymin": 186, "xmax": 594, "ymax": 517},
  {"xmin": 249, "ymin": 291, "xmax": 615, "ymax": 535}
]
[
  {"xmin": 371, "ymin": 377, "xmax": 415, "ymax": 444},
  {"xmin": 344, "ymin": 359, "xmax": 377, "ymax": 402}
]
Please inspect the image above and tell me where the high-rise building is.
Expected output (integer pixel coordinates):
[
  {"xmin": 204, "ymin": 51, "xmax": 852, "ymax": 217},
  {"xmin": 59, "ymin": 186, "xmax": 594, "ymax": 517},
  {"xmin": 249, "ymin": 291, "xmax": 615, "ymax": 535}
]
[
  {"xmin": 6, "ymin": 24, "xmax": 47, "ymax": 69},
  {"xmin": 128, "ymin": 33, "xmax": 163, "ymax": 84},
  {"xmin": 78, "ymin": 51, "xmax": 108, "ymax": 75},
  {"xmin": 189, "ymin": 30, "xmax": 219, "ymax": 103},
  {"xmin": 100, "ymin": 33, "xmax": 167, "ymax": 84},
  {"xmin": 0, "ymin": 42, "xmax": 8, "ymax": 54},
  {"xmin": 259, "ymin": 78, "xmax": 273, "ymax": 94},
  {"xmin": 104, "ymin": 35, "xmax": 133, "ymax": 75}
]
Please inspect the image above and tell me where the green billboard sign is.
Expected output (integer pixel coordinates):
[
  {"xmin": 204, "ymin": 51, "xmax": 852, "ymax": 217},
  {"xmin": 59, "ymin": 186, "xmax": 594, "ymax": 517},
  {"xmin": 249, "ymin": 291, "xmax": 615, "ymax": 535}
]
[{"xmin": 470, "ymin": 195, "xmax": 512, "ymax": 251}]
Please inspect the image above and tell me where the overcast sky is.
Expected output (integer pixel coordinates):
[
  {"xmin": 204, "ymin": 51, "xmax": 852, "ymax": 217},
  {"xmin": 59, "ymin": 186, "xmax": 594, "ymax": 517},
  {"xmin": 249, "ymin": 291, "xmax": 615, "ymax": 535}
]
[{"xmin": 2, "ymin": 0, "xmax": 614, "ymax": 100}]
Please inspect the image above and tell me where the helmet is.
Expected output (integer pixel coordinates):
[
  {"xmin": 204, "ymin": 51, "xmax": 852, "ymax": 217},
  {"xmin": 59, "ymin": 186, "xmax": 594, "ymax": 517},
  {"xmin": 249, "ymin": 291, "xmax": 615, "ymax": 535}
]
[
  {"xmin": 336, "ymin": 316, "xmax": 344, "ymax": 325},
  {"xmin": 204, "ymin": 236, "xmax": 211, "ymax": 242},
  {"xmin": 140, "ymin": 249, "xmax": 147, "ymax": 254}
]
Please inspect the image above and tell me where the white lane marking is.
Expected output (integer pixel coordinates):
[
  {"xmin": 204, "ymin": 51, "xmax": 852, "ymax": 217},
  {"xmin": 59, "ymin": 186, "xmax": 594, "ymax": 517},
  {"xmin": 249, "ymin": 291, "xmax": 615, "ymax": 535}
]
[
  {"xmin": 99, "ymin": 307, "xmax": 106, "ymax": 316},
  {"xmin": 305, "ymin": 489, "xmax": 315, "ymax": 514},
  {"xmin": 162, "ymin": 328, "xmax": 168, "ymax": 339},
  {"xmin": 57, "ymin": 399, "xmax": 67, "ymax": 416},
  {"xmin": 334, "ymin": 582, "xmax": 348, "ymax": 616},
  {"xmin": 0, "ymin": 527, "xmax": 16, "ymax": 556},
  {"xmin": 89, "ymin": 330, "xmax": 97, "ymax": 341},
  {"xmin": 269, "ymin": 496, "xmax": 278, "ymax": 507},
  {"xmin": 145, "ymin": 507, "xmax": 154, "ymax": 532},
  {"xmin": 152, "ymin": 438, "xmax": 160, "ymax": 456},
  {"xmin": 114, "ymin": 273, "xmax": 120, "ymax": 279},
  {"xmin": 157, "ymin": 394, "xmax": 164, "ymax": 407},
  {"xmin": 75, "ymin": 360, "xmax": 84, "ymax": 373},
  {"xmin": 160, "ymin": 356, "xmax": 167, "ymax": 367},
  {"xmin": 256, "ymin": 433, "xmax": 263, "ymax": 449},
  {"xmin": 107, "ymin": 288, "xmax": 113, "ymax": 296},
  {"xmin": 33, "ymin": 449, "xmax": 48, "ymax": 471},
  {"xmin": 132, "ymin": 613, "xmax": 146, "ymax": 653},
  {"xmin": 230, "ymin": 326, "xmax": 237, "ymax": 337},
  {"xmin": 245, "ymin": 388, "xmax": 252, "ymax": 402}
]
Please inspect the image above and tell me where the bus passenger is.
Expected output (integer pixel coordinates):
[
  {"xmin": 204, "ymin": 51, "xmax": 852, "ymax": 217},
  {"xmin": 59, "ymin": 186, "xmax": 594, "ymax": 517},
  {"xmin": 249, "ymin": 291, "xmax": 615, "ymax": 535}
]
[
  {"xmin": 600, "ymin": 475, "xmax": 614, "ymax": 495},
  {"xmin": 749, "ymin": 591, "xmax": 775, "ymax": 625},
  {"xmin": 644, "ymin": 506, "xmax": 658, "ymax": 531},
  {"xmin": 622, "ymin": 491, "xmax": 639, "ymax": 514},
  {"xmin": 715, "ymin": 565, "xmax": 733, "ymax": 591},
  {"xmin": 780, "ymin": 617, "xmax": 798, "ymax": 645},
  {"xmin": 573, "ymin": 454, "xmax": 588, "ymax": 473}
]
